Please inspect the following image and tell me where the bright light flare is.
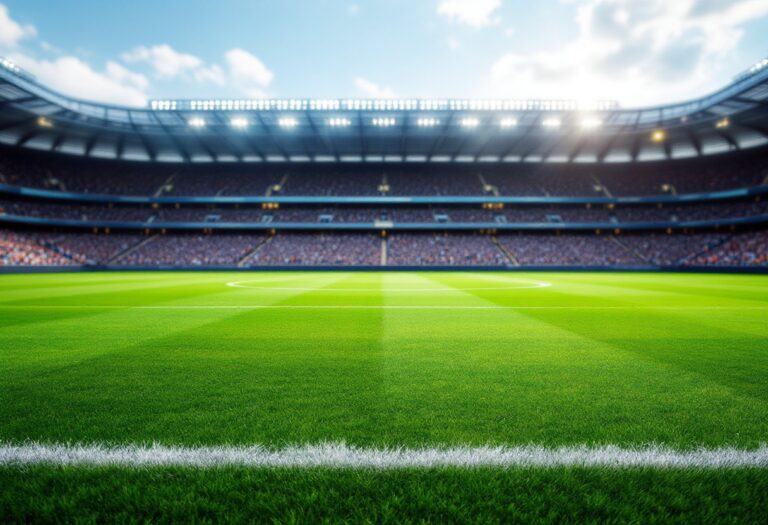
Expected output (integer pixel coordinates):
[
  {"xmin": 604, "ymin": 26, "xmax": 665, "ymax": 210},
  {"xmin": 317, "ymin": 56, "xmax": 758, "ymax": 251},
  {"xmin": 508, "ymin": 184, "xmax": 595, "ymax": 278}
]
[
  {"xmin": 580, "ymin": 116, "xmax": 602, "ymax": 129},
  {"xmin": 328, "ymin": 117, "xmax": 351, "ymax": 127},
  {"xmin": 651, "ymin": 129, "xmax": 666, "ymax": 142},
  {"xmin": 417, "ymin": 117, "xmax": 439, "ymax": 127},
  {"xmin": 230, "ymin": 117, "xmax": 249, "ymax": 129},
  {"xmin": 37, "ymin": 116, "xmax": 54, "ymax": 129},
  {"xmin": 372, "ymin": 117, "xmax": 396, "ymax": 127},
  {"xmin": 278, "ymin": 117, "xmax": 299, "ymax": 128},
  {"xmin": 460, "ymin": 117, "xmax": 480, "ymax": 128},
  {"xmin": 500, "ymin": 117, "xmax": 518, "ymax": 128},
  {"xmin": 542, "ymin": 117, "xmax": 561, "ymax": 128},
  {"xmin": 188, "ymin": 117, "xmax": 206, "ymax": 128}
]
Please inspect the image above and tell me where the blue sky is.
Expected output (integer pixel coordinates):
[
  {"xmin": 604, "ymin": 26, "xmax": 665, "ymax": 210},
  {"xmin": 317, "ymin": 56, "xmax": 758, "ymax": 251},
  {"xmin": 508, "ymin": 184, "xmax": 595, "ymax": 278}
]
[{"xmin": 1, "ymin": 0, "xmax": 767, "ymax": 108}]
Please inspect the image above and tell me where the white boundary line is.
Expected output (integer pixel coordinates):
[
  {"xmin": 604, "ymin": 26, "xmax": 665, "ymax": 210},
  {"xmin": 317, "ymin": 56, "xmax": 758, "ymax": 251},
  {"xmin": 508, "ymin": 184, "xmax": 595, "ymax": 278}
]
[
  {"xmin": 1, "ymin": 305, "xmax": 766, "ymax": 310},
  {"xmin": 225, "ymin": 278, "xmax": 552, "ymax": 291},
  {"xmin": 1, "ymin": 443, "xmax": 766, "ymax": 469}
]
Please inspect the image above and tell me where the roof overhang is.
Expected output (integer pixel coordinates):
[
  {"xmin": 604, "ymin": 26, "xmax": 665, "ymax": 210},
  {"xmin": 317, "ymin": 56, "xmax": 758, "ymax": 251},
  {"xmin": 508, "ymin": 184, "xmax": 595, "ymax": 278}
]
[{"xmin": 1, "ymin": 59, "xmax": 768, "ymax": 164}]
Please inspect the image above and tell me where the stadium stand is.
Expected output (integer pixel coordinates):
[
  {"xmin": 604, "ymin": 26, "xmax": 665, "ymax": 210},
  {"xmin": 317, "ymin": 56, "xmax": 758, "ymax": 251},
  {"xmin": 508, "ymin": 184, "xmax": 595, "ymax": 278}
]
[
  {"xmin": 2, "ymin": 149, "xmax": 768, "ymax": 198},
  {"xmin": 0, "ymin": 58, "xmax": 767, "ymax": 270}
]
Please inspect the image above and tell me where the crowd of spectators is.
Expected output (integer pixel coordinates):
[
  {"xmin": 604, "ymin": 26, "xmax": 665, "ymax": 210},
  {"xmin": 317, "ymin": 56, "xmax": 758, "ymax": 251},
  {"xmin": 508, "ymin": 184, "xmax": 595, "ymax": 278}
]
[
  {"xmin": 617, "ymin": 233, "xmax": 729, "ymax": 266},
  {"xmin": 29, "ymin": 233, "xmax": 145, "ymax": 264},
  {"xmin": 1, "ymin": 228, "xmax": 765, "ymax": 267},
  {"xmin": 3, "ymin": 149, "xmax": 768, "ymax": 198},
  {"xmin": 119, "ymin": 234, "xmax": 264, "ymax": 266},
  {"xmin": 497, "ymin": 234, "xmax": 641, "ymax": 266},
  {"xmin": 687, "ymin": 231, "xmax": 768, "ymax": 266},
  {"xmin": 0, "ymin": 230, "xmax": 75, "ymax": 266},
  {"xmin": 250, "ymin": 233, "xmax": 381, "ymax": 265},
  {"xmin": 387, "ymin": 233, "xmax": 508, "ymax": 266}
]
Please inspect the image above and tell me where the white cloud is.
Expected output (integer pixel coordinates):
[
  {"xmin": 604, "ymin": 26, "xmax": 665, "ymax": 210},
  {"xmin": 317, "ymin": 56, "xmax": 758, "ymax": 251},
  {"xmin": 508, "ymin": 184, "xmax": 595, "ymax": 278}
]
[
  {"xmin": 488, "ymin": 0, "xmax": 768, "ymax": 106},
  {"xmin": 225, "ymin": 48, "xmax": 274, "ymax": 97},
  {"xmin": 10, "ymin": 54, "xmax": 148, "ymax": 106},
  {"xmin": 105, "ymin": 61, "xmax": 149, "ymax": 91},
  {"xmin": 193, "ymin": 64, "xmax": 226, "ymax": 86},
  {"xmin": 354, "ymin": 77, "xmax": 396, "ymax": 98},
  {"xmin": 437, "ymin": 0, "xmax": 501, "ymax": 28},
  {"xmin": 0, "ymin": 3, "xmax": 36, "ymax": 48},
  {"xmin": 122, "ymin": 44, "xmax": 202, "ymax": 78},
  {"xmin": 347, "ymin": 4, "xmax": 360, "ymax": 16},
  {"xmin": 120, "ymin": 44, "xmax": 274, "ymax": 97},
  {"xmin": 0, "ymin": 3, "xmax": 147, "ymax": 107}
]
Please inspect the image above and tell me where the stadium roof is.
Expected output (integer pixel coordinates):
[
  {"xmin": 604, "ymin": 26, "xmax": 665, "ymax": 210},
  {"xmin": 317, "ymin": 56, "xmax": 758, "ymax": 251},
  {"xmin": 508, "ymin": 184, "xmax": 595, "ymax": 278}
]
[{"xmin": 1, "ymin": 56, "xmax": 768, "ymax": 164}]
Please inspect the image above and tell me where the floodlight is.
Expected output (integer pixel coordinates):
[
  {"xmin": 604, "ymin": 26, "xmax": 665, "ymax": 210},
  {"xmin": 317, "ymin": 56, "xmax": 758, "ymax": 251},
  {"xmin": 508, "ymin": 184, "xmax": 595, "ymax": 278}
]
[
  {"xmin": 230, "ymin": 117, "xmax": 249, "ymax": 129},
  {"xmin": 715, "ymin": 117, "xmax": 730, "ymax": 129},
  {"xmin": 278, "ymin": 117, "xmax": 299, "ymax": 128},
  {"xmin": 580, "ymin": 116, "xmax": 602, "ymax": 129},
  {"xmin": 328, "ymin": 117, "xmax": 351, "ymax": 127},
  {"xmin": 37, "ymin": 116, "xmax": 54, "ymax": 129},
  {"xmin": 188, "ymin": 117, "xmax": 206, "ymax": 128},
  {"xmin": 542, "ymin": 117, "xmax": 561, "ymax": 128},
  {"xmin": 417, "ymin": 117, "xmax": 439, "ymax": 127},
  {"xmin": 651, "ymin": 129, "xmax": 666, "ymax": 142},
  {"xmin": 460, "ymin": 117, "xmax": 480, "ymax": 128},
  {"xmin": 500, "ymin": 117, "xmax": 517, "ymax": 128},
  {"xmin": 372, "ymin": 117, "xmax": 396, "ymax": 127}
]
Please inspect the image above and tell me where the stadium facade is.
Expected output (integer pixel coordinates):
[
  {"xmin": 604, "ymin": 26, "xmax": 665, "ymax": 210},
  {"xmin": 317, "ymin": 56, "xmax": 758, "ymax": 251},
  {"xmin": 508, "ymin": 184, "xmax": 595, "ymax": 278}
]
[{"xmin": 0, "ymin": 56, "xmax": 767, "ymax": 269}]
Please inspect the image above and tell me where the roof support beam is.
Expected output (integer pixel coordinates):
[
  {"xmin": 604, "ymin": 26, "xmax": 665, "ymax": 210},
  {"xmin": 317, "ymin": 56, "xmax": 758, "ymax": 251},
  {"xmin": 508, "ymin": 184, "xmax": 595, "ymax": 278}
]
[
  {"xmin": 716, "ymin": 130, "xmax": 739, "ymax": 150},
  {"xmin": 498, "ymin": 115, "xmax": 541, "ymax": 161},
  {"xmin": 15, "ymin": 129, "xmax": 39, "ymax": 147},
  {"xmin": 127, "ymin": 114, "xmax": 157, "ymax": 161},
  {"xmin": 253, "ymin": 113, "xmax": 291, "ymax": 160},
  {"xmin": 686, "ymin": 130, "xmax": 702, "ymax": 156}
]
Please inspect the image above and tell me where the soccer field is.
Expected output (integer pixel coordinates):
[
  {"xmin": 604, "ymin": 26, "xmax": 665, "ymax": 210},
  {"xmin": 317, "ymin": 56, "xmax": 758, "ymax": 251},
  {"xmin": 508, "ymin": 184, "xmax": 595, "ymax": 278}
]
[{"xmin": 1, "ymin": 271, "xmax": 767, "ymax": 521}]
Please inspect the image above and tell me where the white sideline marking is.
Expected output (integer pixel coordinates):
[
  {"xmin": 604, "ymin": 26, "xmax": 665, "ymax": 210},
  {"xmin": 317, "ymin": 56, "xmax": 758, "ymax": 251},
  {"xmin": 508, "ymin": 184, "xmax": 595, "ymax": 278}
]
[
  {"xmin": 1, "ymin": 443, "xmax": 766, "ymax": 469},
  {"xmin": 225, "ymin": 278, "xmax": 552, "ymax": 291},
  {"xmin": 2, "ymin": 305, "xmax": 767, "ymax": 310}
]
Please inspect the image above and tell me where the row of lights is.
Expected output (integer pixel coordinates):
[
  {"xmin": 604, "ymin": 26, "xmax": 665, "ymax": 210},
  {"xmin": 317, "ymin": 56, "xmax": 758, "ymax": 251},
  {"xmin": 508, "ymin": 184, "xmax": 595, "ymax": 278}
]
[
  {"xmin": 186, "ymin": 115, "xmax": 608, "ymax": 130},
  {"xmin": 0, "ymin": 57, "xmax": 22, "ymax": 74},
  {"xmin": 152, "ymin": 98, "xmax": 620, "ymax": 112},
  {"xmin": 372, "ymin": 117, "xmax": 396, "ymax": 127},
  {"xmin": 187, "ymin": 118, "xmax": 728, "ymax": 139},
  {"xmin": 328, "ymin": 117, "xmax": 352, "ymax": 127},
  {"xmin": 747, "ymin": 57, "xmax": 768, "ymax": 74}
]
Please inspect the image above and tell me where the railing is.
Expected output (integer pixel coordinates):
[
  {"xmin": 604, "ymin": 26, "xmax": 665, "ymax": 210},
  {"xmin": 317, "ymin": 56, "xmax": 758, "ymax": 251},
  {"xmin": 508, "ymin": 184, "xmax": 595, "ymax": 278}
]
[
  {"xmin": 1, "ymin": 183, "xmax": 767, "ymax": 206},
  {"xmin": 2, "ymin": 213, "xmax": 767, "ymax": 232}
]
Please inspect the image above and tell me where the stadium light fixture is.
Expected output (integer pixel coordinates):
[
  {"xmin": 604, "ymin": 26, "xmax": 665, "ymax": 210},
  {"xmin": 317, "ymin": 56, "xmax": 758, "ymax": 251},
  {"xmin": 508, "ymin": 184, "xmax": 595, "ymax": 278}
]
[
  {"xmin": 328, "ymin": 117, "xmax": 351, "ymax": 127},
  {"xmin": 500, "ymin": 117, "xmax": 518, "ymax": 128},
  {"xmin": 230, "ymin": 117, "xmax": 249, "ymax": 129},
  {"xmin": 542, "ymin": 117, "xmax": 561, "ymax": 128},
  {"xmin": 36, "ymin": 116, "xmax": 54, "ymax": 129},
  {"xmin": 651, "ymin": 129, "xmax": 666, "ymax": 142},
  {"xmin": 372, "ymin": 117, "xmax": 396, "ymax": 127},
  {"xmin": 715, "ymin": 117, "xmax": 730, "ymax": 129},
  {"xmin": 580, "ymin": 116, "xmax": 602, "ymax": 129},
  {"xmin": 748, "ymin": 57, "xmax": 768, "ymax": 73},
  {"xmin": 188, "ymin": 117, "xmax": 206, "ymax": 128},
  {"xmin": 460, "ymin": 117, "xmax": 480, "ymax": 128},
  {"xmin": 416, "ymin": 117, "xmax": 439, "ymax": 127},
  {"xmin": 278, "ymin": 117, "xmax": 299, "ymax": 128}
]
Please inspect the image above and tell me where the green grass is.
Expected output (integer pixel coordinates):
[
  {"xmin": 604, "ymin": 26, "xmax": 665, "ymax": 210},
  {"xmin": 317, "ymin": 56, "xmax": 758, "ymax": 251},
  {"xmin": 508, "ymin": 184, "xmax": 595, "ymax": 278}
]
[
  {"xmin": 1, "ymin": 271, "xmax": 767, "ymax": 521},
  {"xmin": 3, "ymin": 466, "xmax": 767, "ymax": 524}
]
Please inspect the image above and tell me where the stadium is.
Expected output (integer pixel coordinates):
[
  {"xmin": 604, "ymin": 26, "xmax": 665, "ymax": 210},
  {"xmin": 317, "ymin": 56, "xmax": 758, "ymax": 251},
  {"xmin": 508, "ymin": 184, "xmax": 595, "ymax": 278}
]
[{"xmin": 1, "ymin": 1, "xmax": 767, "ymax": 522}]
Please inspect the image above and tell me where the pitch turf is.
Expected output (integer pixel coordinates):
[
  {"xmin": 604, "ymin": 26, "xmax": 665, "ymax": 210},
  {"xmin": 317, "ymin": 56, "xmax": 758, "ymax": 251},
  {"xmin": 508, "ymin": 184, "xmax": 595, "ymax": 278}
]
[{"xmin": 1, "ymin": 271, "xmax": 767, "ymax": 521}]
